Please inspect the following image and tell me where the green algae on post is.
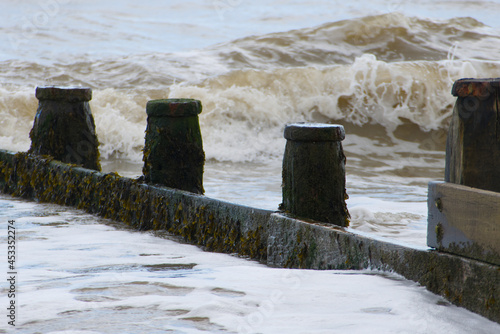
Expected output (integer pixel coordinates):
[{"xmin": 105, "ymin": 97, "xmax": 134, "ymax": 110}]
[
  {"xmin": 142, "ymin": 99, "xmax": 205, "ymax": 194},
  {"xmin": 281, "ymin": 123, "xmax": 349, "ymax": 227},
  {"xmin": 28, "ymin": 86, "xmax": 101, "ymax": 171}
]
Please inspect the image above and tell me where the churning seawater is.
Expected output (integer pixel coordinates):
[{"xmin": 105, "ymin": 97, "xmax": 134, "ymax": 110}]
[{"xmin": 1, "ymin": 0, "xmax": 500, "ymax": 332}]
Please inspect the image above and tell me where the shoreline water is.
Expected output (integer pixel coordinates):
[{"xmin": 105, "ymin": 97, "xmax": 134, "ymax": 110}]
[
  {"xmin": 1, "ymin": 150, "xmax": 500, "ymax": 327},
  {"xmin": 3, "ymin": 190, "xmax": 499, "ymax": 333}
]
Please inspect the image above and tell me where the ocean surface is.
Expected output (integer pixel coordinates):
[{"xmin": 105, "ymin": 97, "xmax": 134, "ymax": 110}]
[{"xmin": 1, "ymin": 0, "xmax": 500, "ymax": 332}]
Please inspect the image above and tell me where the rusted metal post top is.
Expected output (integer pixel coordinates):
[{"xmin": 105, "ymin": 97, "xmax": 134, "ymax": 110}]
[
  {"xmin": 452, "ymin": 78, "xmax": 500, "ymax": 97},
  {"xmin": 284, "ymin": 123, "xmax": 345, "ymax": 142},
  {"xmin": 35, "ymin": 86, "xmax": 92, "ymax": 102}
]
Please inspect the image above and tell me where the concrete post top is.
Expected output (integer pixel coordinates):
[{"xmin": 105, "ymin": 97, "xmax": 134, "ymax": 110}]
[
  {"xmin": 452, "ymin": 78, "xmax": 500, "ymax": 97},
  {"xmin": 284, "ymin": 123, "xmax": 345, "ymax": 142},
  {"xmin": 146, "ymin": 99, "xmax": 202, "ymax": 117},
  {"xmin": 36, "ymin": 86, "xmax": 92, "ymax": 102}
]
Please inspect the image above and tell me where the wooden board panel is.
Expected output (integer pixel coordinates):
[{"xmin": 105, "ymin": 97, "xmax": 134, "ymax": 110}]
[{"xmin": 428, "ymin": 181, "xmax": 500, "ymax": 265}]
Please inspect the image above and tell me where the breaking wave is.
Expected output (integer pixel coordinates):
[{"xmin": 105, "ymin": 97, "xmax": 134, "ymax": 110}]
[{"xmin": 2, "ymin": 13, "xmax": 500, "ymax": 162}]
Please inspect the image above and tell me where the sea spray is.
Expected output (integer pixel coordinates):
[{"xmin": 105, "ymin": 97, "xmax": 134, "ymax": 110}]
[
  {"xmin": 168, "ymin": 57, "xmax": 500, "ymax": 161},
  {"xmin": 1, "ymin": 59, "xmax": 499, "ymax": 163}
]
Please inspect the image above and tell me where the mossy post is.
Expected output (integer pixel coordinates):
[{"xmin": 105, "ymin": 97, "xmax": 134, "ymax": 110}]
[
  {"xmin": 281, "ymin": 123, "xmax": 349, "ymax": 227},
  {"xmin": 29, "ymin": 86, "xmax": 101, "ymax": 171},
  {"xmin": 142, "ymin": 98, "xmax": 205, "ymax": 194},
  {"xmin": 445, "ymin": 78, "xmax": 500, "ymax": 192}
]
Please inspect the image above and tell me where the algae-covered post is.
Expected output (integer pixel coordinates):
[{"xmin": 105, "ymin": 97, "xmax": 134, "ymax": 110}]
[
  {"xmin": 142, "ymin": 98, "xmax": 205, "ymax": 194},
  {"xmin": 445, "ymin": 78, "xmax": 500, "ymax": 192},
  {"xmin": 281, "ymin": 123, "xmax": 349, "ymax": 227},
  {"xmin": 28, "ymin": 86, "xmax": 101, "ymax": 171}
]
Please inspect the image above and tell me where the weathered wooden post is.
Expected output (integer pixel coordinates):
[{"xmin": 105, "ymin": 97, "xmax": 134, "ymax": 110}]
[
  {"xmin": 28, "ymin": 86, "xmax": 101, "ymax": 171},
  {"xmin": 428, "ymin": 78, "xmax": 500, "ymax": 266},
  {"xmin": 281, "ymin": 123, "xmax": 349, "ymax": 227},
  {"xmin": 445, "ymin": 78, "xmax": 500, "ymax": 191},
  {"xmin": 142, "ymin": 98, "xmax": 205, "ymax": 194}
]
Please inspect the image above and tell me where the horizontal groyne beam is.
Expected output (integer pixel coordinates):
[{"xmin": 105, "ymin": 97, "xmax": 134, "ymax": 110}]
[{"xmin": 0, "ymin": 149, "xmax": 498, "ymax": 324}]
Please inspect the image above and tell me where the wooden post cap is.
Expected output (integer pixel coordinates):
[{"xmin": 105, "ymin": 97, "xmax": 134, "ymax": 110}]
[
  {"xmin": 35, "ymin": 86, "xmax": 92, "ymax": 102},
  {"xmin": 452, "ymin": 78, "xmax": 500, "ymax": 97},
  {"xmin": 146, "ymin": 99, "xmax": 202, "ymax": 117},
  {"xmin": 284, "ymin": 123, "xmax": 345, "ymax": 142}
]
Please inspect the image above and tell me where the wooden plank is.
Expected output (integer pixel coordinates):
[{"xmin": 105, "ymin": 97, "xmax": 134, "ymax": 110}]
[{"xmin": 428, "ymin": 181, "xmax": 500, "ymax": 265}]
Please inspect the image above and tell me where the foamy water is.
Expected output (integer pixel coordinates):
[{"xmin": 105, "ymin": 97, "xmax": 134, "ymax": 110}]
[
  {"xmin": 1, "ymin": 194, "xmax": 499, "ymax": 334},
  {"xmin": 2, "ymin": 0, "xmax": 500, "ymax": 331}
]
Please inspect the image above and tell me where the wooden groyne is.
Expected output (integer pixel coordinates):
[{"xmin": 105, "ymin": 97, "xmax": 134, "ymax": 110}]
[
  {"xmin": 1, "ymin": 150, "xmax": 499, "ymax": 323},
  {"xmin": 0, "ymin": 86, "xmax": 499, "ymax": 324}
]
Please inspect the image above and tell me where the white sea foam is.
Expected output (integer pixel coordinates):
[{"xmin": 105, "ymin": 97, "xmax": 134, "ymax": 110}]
[
  {"xmin": 1, "ymin": 56, "xmax": 498, "ymax": 163},
  {"xmin": 1, "ymin": 196, "xmax": 499, "ymax": 333}
]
